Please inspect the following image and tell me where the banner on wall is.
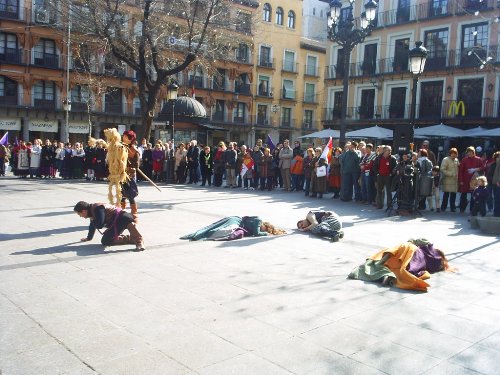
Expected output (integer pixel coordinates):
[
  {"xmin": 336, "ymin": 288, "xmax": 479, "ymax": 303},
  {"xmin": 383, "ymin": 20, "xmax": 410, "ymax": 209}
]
[
  {"xmin": 28, "ymin": 119, "xmax": 58, "ymax": 132},
  {"xmin": 0, "ymin": 118, "xmax": 21, "ymax": 131},
  {"xmin": 68, "ymin": 123, "xmax": 90, "ymax": 134}
]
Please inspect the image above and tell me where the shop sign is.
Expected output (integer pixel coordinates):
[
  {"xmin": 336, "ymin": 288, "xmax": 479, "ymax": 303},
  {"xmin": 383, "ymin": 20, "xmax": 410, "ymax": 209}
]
[
  {"xmin": 68, "ymin": 123, "xmax": 89, "ymax": 134},
  {"xmin": 29, "ymin": 119, "xmax": 58, "ymax": 132},
  {"xmin": 0, "ymin": 118, "xmax": 21, "ymax": 131}
]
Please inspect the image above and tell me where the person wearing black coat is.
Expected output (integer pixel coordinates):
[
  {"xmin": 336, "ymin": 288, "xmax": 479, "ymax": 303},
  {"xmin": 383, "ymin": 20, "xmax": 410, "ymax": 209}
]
[
  {"xmin": 187, "ymin": 140, "xmax": 200, "ymax": 184},
  {"xmin": 223, "ymin": 142, "xmax": 238, "ymax": 188},
  {"xmin": 199, "ymin": 145, "xmax": 214, "ymax": 186}
]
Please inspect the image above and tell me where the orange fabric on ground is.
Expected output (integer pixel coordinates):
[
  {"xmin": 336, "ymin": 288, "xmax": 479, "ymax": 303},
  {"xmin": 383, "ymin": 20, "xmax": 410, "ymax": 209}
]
[{"xmin": 370, "ymin": 242, "xmax": 431, "ymax": 292}]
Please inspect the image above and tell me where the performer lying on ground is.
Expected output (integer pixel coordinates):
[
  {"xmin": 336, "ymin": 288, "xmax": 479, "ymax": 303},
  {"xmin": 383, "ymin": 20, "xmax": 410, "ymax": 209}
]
[
  {"xmin": 181, "ymin": 216, "xmax": 286, "ymax": 241},
  {"xmin": 348, "ymin": 239, "xmax": 456, "ymax": 292},
  {"xmin": 74, "ymin": 201, "xmax": 145, "ymax": 251},
  {"xmin": 297, "ymin": 210, "xmax": 344, "ymax": 242}
]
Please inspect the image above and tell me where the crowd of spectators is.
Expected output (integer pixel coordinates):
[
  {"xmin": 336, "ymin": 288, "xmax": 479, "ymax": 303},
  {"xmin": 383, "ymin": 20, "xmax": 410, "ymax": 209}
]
[{"xmin": 1, "ymin": 136, "xmax": 499, "ymax": 218}]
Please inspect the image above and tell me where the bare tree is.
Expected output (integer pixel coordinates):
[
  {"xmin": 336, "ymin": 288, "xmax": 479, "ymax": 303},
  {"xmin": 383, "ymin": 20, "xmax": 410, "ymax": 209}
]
[{"xmin": 59, "ymin": 0, "xmax": 255, "ymax": 141}]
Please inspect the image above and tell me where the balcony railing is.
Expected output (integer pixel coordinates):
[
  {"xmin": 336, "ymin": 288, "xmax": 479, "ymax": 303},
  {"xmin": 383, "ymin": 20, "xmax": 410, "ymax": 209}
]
[
  {"xmin": 211, "ymin": 112, "xmax": 225, "ymax": 122},
  {"xmin": 234, "ymin": 82, "xmax": 251, "ymax": 95},
  {"xmin": 256, "ymin": 116, "xmax": 270, "ymax": 126},
  {"xmin": 305, "ymin": 65, "xmax": 319, "ymax": 77},
  {"xmin": 234, "ymin": 50, "xmax": 252, "ymax": 64},
  {"xmin": 32, "ymin": 51, "xmax": 60, "ymax": 69},
  {"xmin": 188, "ymin": 76, "xmax": 205, "ymax": 89},
  {"xmin": 280, "ymin": 118, "xmax": 295, "ymax": 128},
  {"xmin": 0, "ymin": 48, "xmax": 23, "ymax": 64},
  {"xmin": 301, "ymin": 120, "xmax": 319, "ymax": 130},
  {"xmin": 233, "ymin": 115, "xmax": 246, "ymax": 123},
  {"xmin": 282, "ymin": 61, "xmax": 298, "ymax": 73},
  {"xmin": 376, "ymin": 0, "xmax": 497, "ymax": 29},
  {"xmin": 212, "ymin": 79, "xmax": 227, "ymax": 91},
  {"xmin": 303, "ymin": 93, "xmax": 319, "ymax": 104},
  {"xmin": 71, "ymin": 102, "xmax": 90, "ymax": 112},
  {"xmin": 256, "ymin": 85, "xmax": 273, "ymax": 98},
  {"xmin": 281, "ymin": 89, "xmax": 296, "ymax": 100},
  {"xmin": 0, "ymin": 92, "xmax": 22, "ymax": 106},
  {"xmin": 34, "ymin": 95, "xmax": 59, "ymax": 110},
  {"xmin": 257, "ymin": 56, "xmax": 275, "ymax": 69},
  {"xmin": 105, "ymin": 102, "xmax": 123, "ymax": 114}
]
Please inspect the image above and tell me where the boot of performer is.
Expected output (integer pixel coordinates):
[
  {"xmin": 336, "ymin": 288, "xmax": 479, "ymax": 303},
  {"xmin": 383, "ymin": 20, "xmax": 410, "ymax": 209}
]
[
  {"xmin": 120, "ymin": 200, "xmax": 127, "ymax": 210},
  {"xmin": 130, "ymin": 203, "xmax": 138, "ymax": 222},
  {"xmin": 127, "ymin": 222, "xmax": 145, "ymax": 251}
]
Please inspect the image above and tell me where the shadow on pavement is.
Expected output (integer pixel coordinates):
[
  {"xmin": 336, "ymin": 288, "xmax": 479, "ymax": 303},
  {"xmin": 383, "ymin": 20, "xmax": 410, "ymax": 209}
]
[
  {"xmin": 10, "ymin": 241, "xmax": 133, "ymax": 257},
  {"xmin": 0, "ymin": 226, "xmax": 88, "ymax": 241}
]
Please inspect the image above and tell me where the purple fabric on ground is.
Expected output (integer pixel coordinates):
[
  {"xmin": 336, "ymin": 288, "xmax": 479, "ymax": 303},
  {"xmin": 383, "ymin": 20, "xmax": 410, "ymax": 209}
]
[{"xmin": 406, "ymin": 243, "xmax": 443, "ymax": 276}]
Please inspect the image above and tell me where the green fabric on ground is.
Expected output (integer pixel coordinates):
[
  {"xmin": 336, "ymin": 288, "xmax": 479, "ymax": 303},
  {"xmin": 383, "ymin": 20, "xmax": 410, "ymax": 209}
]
[{"xmin": 348, "ymin": 258, "xmax": 396, "ymax": 281}]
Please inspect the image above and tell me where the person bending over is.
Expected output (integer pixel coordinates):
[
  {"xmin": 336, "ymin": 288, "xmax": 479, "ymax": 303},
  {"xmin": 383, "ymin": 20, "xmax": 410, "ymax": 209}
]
[
  {"xmin": 297, "ymin": 210, "xmax": 344, "ymax": 242},
  {"xmin": 74, "ymin": 201, "xmax": 145, "ymax": 251}
]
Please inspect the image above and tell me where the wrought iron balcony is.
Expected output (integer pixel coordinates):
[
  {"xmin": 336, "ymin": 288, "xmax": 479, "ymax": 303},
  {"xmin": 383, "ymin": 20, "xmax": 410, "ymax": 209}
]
[
  {"xmin": 0, "ymin": 48, "xmax": 23, "ymax": 64},
  {"xmin": 304, "ymin": 65, "xmax": 319, "ymax": 77},
  {"xmin": 32, "ymin": 51, "xmax": 60, "ymax": 69},
  {"xmin": 280, "ymin": 89, "xmax": 296, "ymax": 101},
  {"xmin": 257, "ymin": 56, "xmax": 275, "ymax": 69},
  {"xmin": 0, "ymin": 92, "xmax": 22, "ymax": 106},
  {"xmin": 282, "ymin": 61, "xmax": 298, "ymax": 73},
  {"xmin": 256, "ymin": 85, "xmax": 273, "ymax": 98},
  {"xmin": 105, "ymin": 102, "xmax": 123, "ymax": 114},
  {"xmin": 280, "ymin": 118, "xmax": 295, "ymax": 128}
]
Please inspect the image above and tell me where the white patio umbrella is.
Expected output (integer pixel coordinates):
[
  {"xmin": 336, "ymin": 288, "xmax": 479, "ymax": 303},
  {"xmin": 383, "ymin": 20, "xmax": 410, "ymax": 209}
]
[
  {"xmin": 298, "ymin": 128, "xmax": 340, "ymax": 139},
  {"xmin": 346, "ymin": 125, "xmax": 393, "ymax": 139},
  {"xmin": 413, "ymin": 123, "xmax": 466, "ymax": 138},
  {"xmin": 463, "ymin": 126, "xmax": 500, "ymax": 137}
]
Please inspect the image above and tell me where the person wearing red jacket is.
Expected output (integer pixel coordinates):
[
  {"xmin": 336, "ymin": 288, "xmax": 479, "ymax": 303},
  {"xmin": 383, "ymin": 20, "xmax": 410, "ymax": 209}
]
[{"xmin": 458, "ymin": 146, "xmax": 484, "ymax": 212}]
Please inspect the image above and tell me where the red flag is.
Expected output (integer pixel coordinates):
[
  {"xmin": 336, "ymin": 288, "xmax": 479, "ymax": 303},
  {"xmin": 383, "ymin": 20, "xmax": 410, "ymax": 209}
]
[{"xmin": 320, "ymin": 137, "xmax": 333, "ymax": 163}]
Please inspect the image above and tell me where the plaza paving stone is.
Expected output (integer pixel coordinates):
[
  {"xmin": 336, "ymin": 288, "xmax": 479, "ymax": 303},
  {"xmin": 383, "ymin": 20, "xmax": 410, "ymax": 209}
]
[{"xmin": 0, "ymin": 176, "xmax": 499, "ymax": 375}]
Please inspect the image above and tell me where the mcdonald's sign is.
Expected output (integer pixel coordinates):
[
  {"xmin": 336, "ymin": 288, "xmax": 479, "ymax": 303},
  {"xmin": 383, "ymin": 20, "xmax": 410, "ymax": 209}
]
[{"xmin": 448, "ymin": 100, "xmax": 466, "ymax": 117}]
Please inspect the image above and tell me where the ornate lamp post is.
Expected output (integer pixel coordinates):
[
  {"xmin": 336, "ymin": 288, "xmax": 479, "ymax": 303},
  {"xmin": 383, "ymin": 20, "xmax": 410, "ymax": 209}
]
[
  {"xmin": 408, "ymin": 41, "xmax": 427, "ymax": 150},
  {"xmin": 166, "ymin": 81, "xmax": 178, "ymax": 146},
  {"xmin": 327, "ymin": 0, "xmax": 378, "ymax": 145}
]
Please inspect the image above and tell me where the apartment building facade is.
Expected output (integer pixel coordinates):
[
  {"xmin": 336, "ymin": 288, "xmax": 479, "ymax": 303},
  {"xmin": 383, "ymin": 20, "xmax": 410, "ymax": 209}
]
[
  {"xmin": 0, "ymin": 0, "xmax": 259, "ymax": 145},
  {"xmin": 323, "ymin": 0, "xmax": 500, "ymax": 142}
]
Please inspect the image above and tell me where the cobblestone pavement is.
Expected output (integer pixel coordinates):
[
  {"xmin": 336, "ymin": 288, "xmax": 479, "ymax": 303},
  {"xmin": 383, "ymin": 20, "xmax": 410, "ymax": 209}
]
[{"xmin": 1, "ymin": 177, "xmax": 499, "ymax": 375}]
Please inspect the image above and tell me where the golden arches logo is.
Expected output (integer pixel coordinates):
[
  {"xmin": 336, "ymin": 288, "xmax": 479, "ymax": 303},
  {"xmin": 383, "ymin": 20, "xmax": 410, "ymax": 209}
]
[{"xmin": 448, "ymin": 100, "xmax": 466, "ymax": 117}]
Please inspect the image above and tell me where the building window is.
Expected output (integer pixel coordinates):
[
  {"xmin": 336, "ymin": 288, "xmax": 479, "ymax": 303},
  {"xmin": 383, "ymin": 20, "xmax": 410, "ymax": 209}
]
[
  {"xmin": 263, "ymin": 3, "xmax": 271, "ymax": 22},
  {"xmin": 281, "ymin": 107, "xmax": 291, "ymax": 127},
  {"xmin": 359, "ymin": 89, "xmax": 375, "ymax": 119},
  {"xmin": 258, "ymin": 76, "xmax": 270, "ymax": 96},
  {"xmin": 283, "ymin": 50, "xmax": 295, "ymax": 72},
  {"xmin": 257, "ymin": 104, "xmax": 268, "ymax": 125},
  {"xmin": 332, "ymin": 91, "xmax": 343, "ymax": 119},
  {"xmin": 397, "ymin": 0, "xmax": 410, "ymax": 23},
  {"xmin": 276, "ymin": 7, "xmax": 283, "ymax": 25},
  {"xmin": 33, "ymin": 80, "xmax": 55, "ymax": 109},
  {"xmin": 33, "ymin": 39, "xmax": 58, "ymax": 68},
  {"xmin": 388, "ymin": 87, "xmax": 406, "ymax": 118},
  {"xmin": 0, "ymin": 76, "xmax": 17, "ymax": 105},
  {"xmin": 259, "ymin": 45, "xmax": 272, "ymax": 67},
  {"xmin": 419, "ymin": 81, "xmax": 443, "ymax": 118},
  {"xmin": 303, "ymin": 110, "xmax": 313, "ymax": 129},
  {"xmin": 133, "ymin": 97, "xmax": 141, "ymax": 115},
  {"xmin": 234, "ymin": 102, "xmax": 246, "ymax": 122},
  {"xmin": 236, "ymin": 43, "xmax": 249, "ymax": 63},
  {"xmin": 457, "ymin": 78, "xmax": 483, "ymax": 117},
  {"xmin": 105, "ymin": 88, "xmax": 123, "ymax": 114},
  {"xmin": 362, "ymin": 44, "xmax": 377, "ymax": 75},
  {"xmin": 461, "ymin": 22, "xmax": 488, "ymax": 67},
  {"xmin": 213, "ymin": 99, "xmax": 225, "ymax": 121},
  {"xmin": 304, "ymin": 83, "xmax": 315, "ymax": 103},
  {"xmin": 306, "ymin": 55, "xmax": 317, "ymax": 76},
  {"xmin": 0, "ymin": 32, "xmax": 19, "ymax": 63},
  {"xmin": 393, "ymin": 38, "xmax": 409, "ymax": 72},
  {"xmin": 429, "ymin": 0, "xmax": 448, "ymax": 17},
  {"xmin": 282, "ymin": 79, "xmax": 294, "ymax": 99},
  {"xmin": 71, "ymin": 85, "xmax": 90, "ymax": 111},
  {"xmin": 236, "ymin": 11, "xmax": 251, "ymax": 33},
  {"xmin": 340, "ymin": 7, "xmax": 352, "ymax": 23},
  {"xmin": 287, "ymin": 10, "xmax": 295, "ymax": 28},
  {"xmin": 424, "ymin": 28, "xmax": 448, "ymax": 70}
]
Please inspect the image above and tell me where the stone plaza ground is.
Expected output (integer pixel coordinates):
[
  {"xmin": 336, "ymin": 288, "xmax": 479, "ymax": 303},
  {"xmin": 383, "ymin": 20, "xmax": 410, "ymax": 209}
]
[{"xmin": 0, "ymin": 176, "xmax": 499, "ymax": 375}]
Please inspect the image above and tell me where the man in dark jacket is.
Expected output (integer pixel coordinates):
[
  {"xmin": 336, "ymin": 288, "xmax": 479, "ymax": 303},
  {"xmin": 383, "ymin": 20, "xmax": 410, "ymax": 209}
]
[
  {"xmin": 340, "ymin": 142, "xmax": 361, "ymax": 201},
  {"xmin": 74, "ymin": 201, "xmax": 145, "ymax": 251},
  {"xmin": 223, "ymin": 142, "xmax": 238, "ymax": 188},
  {"xmin": 187, "ymin": 140, "xmax": 200, "ymax": 184}
]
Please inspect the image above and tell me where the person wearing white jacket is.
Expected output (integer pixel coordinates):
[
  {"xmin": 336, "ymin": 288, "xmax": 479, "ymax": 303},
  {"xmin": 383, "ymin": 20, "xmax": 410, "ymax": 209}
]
[{"xmin": 29, "ymin": 138, "xmax": 42, "ymax": 178}]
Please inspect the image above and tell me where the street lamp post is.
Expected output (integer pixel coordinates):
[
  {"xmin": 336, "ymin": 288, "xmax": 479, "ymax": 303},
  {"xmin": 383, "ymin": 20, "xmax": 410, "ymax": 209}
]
[
  {"xmin": 408, "ymin": 41, "xmax": 428, "ymax": 151},
  {"xmin": 63, "ymin": 2, "xmax": 72, "ymax": 143},
  {"xmin": 166, "ymin": 81, "xmax": 179, "ymax": 146},
  {"xmin": 327, "ymin": 0, "xmax": 378, "ymax": 145}
]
